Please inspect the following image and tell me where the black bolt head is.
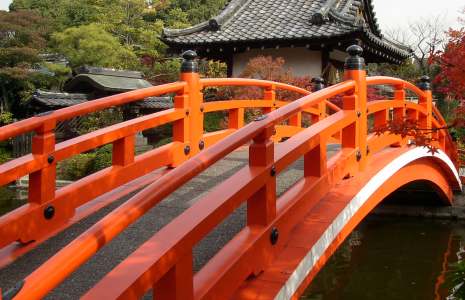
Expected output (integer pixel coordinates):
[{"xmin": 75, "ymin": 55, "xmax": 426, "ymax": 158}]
[
  {"xmin": 184, "ymin": 145, "xmax": 191, "ymax": 155},
  {"xmin": 199, "ymin": 140, "xmax": 205, "ymax": 150},
  {"xmin": 47, "ymin": 155, "xmax": 54, "ymax": 164},
  {"xmin": 44, "ymin": 205, "xmax": 55, "ymax": 220},
  {"xmin": 270, "ymin": 227, "xmax": 279, "ymax": 245},
  {"xmin": 356, "ymin": 150, "xmax": 362, "ymax": 161},
  {"xmin": 270, "ymin": 165, "xmax": 276, "ymax": 177}
]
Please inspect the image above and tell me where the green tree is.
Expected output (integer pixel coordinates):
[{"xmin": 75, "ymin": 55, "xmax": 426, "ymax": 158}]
[
  {"xmin": 0, "ymin": 10, "xmax": 54, "ymax": 120},
  {"xmin": 163, "ymin": 0, "xmax": 227, "ymax": 24},
  {"xmin": 51, "ymin": 23, "xmax": 138, "ymax": 69}
]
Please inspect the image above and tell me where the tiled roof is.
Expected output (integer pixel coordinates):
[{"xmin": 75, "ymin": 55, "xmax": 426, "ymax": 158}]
[
  {"xmin": 64, "ymin": 74, "xmax": 152, "ymax": 93},
  {"xmin": 163, "ymin": 0, "xmax": 411, "ymax": 61},
  {"xmin": 75, "ymin": 66, "xmax": 145, "ymax": 79},
  {"xmin": 31, "ymin": 90, "xmax": 173, "ymax": 110},
  {"xmin": 134, "ymin": 97, "xmax": 174, "ymax": 110},
  {"xmin": 31, "ymin": 90, "xmax": 88, "ymax": 108}
]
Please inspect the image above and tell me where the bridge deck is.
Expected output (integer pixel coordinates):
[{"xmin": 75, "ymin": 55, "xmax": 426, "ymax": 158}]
[{"xmin": 0, "ymin": 145, "xmax": 340, "ymax": 298}]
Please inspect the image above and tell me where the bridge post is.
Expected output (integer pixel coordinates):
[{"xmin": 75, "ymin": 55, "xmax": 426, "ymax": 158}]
[
  {"xmin": 263, "ymin": 85, "xmax": 276, "ymax": 114},
  {"xmin": 418, "ymin": 76, "xmax": 433, "ymax": 138},
  {"xmin": 173, "ymin": 51, "xmax": 203, "ymax": 165},
  {"xmin": 153, "ymin": 252, "xmax": 194, "ymax": 300},
  {"xmin": 310, "ymin": 77, "xmax": 326, "ymax": 124},
  {"xmin": 343, "ymin": 45, "xmax": 367, "ymax": 170},
  {"xmin": 391, "ymin": 84, "xmax": 407, "ymax": 146},
  {"xmin": 29, "ymin": 120, "xmax": 56, "ymax": 206},
  {"xmin": 248, "ymin": 123, "xmax": 276, "ymax": 226}
]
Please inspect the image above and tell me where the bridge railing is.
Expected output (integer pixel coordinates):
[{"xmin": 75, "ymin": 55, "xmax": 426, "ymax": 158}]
[
  {"xmin": 6, "ymin": 45, "xmax": 459, "ymax": 300},
  {"xmin": 0, "ymin": 52, "xmax": 336, "ymax": 255}
]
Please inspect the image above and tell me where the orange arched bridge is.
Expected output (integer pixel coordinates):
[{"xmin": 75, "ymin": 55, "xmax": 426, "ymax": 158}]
[{"xmin": 0, "ymin": 46, "xmax": 462, "ymax": 299}]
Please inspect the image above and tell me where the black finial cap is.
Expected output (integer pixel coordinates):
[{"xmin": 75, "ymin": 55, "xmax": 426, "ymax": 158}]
[
  {"xmin": 344, "ymin": 45, "xmax": 365, "ymax": 70},
  {"xmin": 418, "ymin": 75, "xmax": 431, "ymax": 90},
  {"xmin": 311, "ymin": 77, "xmax": 325, "ymax": 91},
  {"xmin": 181, "ymin": 50, "xmax": 198, "ymax": 73}
]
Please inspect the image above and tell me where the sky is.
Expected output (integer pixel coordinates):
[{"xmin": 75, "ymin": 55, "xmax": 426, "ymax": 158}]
[{"xmin": 0, "ymin": 0, "xmax": 463, "ymax": 31}]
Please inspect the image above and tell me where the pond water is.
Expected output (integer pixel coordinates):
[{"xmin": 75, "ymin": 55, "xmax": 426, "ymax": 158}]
[
  {"xmin": 302, "ymin": 215, "xmax": 465, "ymax": 300},
  {"xmin": 0, "ymin": 186, "xmax": 26, "ymax": 216}
]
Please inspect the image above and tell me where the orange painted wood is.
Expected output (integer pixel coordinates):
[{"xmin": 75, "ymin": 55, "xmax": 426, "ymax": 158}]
[{"xmin": 1, "ymin": 67, "xmax": 459, "ymax": 300}]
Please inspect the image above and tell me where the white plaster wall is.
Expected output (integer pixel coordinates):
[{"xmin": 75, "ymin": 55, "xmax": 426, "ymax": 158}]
[{"xmin": 232, "ymin": 47, "xmax": 322, "ymax": 78}]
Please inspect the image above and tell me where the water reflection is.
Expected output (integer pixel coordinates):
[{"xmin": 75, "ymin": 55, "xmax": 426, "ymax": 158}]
[
  {"xmin": 0, "ymin": 186, "xmax": 26, "ymax": 216},
  {"xmin": 302, "ymin": 216, "xmax": 465, "ymax": 300}
]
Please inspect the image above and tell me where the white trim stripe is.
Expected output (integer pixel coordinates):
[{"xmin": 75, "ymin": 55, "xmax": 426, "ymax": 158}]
[{"xmin": 274, "ymin": 148, "xmax": 462, "ymax": 300}]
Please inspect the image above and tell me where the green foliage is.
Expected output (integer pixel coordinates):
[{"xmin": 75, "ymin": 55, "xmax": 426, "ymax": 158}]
[
  {"xmin": 162, "ymin": 0, "xmax": 228, "ymax": 24},
  {"xmin": 0, "ymin": 10, "xmax": 55, "ymax": 118},
  {"xmin": 56, "ymin": 144, "xmax": 113, "ymax": 181},
  {"xmin": 0, "ymin": 146, "xmax": 11, "ymax": 164},
  {"xmin": 78, "ymin": 109, "xmax": 124, "ymax": 135},
  {"xmin": 448, "ymin": 260, "xmax": 465, "ymax": 299},
  {"xmin": 0, "ymin": 111, "xmax": 13, "ymax": 126},
  {"xmin": 91, "ymin": 144, "xmax": 113, "ymax": 173},
  {"xmin": 367, "ymin": 61, "xmax": 421, "ymax": 82},
  {"xmin": 52, "ymin": 24, "xmax": 138, "ymax": 69},
  {"xmin": 204, "ymin": 112, "xmax": 226, "ymax": 132},
  {"xmin": 57, "ymin": 153, "xmax": 96, "ymax": 180}
]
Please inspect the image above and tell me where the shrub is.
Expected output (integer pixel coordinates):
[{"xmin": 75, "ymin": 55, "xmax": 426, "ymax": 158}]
[
  {"xmin": 56, "ymin": 144, "xmax": 113, "ymax": 181},
  {"xmin": 0, "ymin": 145, "xmax": 11, "ymax": 164},
  {"xmin": 57, "ymin": 153, "xmax": 95, "ymax": 181},
  {"xmin": 91, "ymin": 144, "xmax": 112, "ymax": 173}
]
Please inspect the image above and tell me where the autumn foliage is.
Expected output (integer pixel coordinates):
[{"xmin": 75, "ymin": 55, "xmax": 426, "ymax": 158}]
[
  {"xmin": 234, "ymin": 56, "xmax": 313, "ymax": 101},
  {"xmin": 433, "ymin": 28, "xmax": 465, "ymax": 101}
]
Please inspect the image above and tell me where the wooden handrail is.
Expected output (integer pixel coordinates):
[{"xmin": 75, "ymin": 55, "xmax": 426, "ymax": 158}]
[{"xmin": 0, "ymin": 46, "xmax": 459, "ymax": 300}]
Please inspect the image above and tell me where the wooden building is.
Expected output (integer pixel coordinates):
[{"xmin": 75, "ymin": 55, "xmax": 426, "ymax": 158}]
[{"xmin": 162, "ymin": 0, "xmax": 411, "ymax": 81}]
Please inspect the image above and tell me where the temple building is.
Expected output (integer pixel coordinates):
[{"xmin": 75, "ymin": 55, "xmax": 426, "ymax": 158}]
[{"xmin": 162, "ymin": 0, "xmax": 411, "ymax": 81}]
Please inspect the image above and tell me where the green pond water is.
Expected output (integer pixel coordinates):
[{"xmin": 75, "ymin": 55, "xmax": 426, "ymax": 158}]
[
  {"xmin": 0, "ymin": 186, "xmax": 26, "ymax": 216},
  {"xmin": 302, "ymin": 215, "xmax": 465, "ymax": 300}
]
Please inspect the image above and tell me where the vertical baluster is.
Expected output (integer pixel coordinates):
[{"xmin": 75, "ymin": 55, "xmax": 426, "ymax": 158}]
[
  {"xmin": 304, "ymin": 136, "xmax": 327, "ymax": 178},
  {"xmin": 29, "ymin": 120, "xmax": 56, "ymax": 206},
  {"xmin": 229, "ymin": 108, "xmax": 244, "ymax": 129},
  {"xmin": 418, "ymin": 76, "xmax": 433, "ymax": 135},
  {"xmin": 112, "ymin": 135, "xmax": 135, "ymax": 166},
  {"xmin": 392, "ymin": 84, "xmax": 407, "ymax": 146},
  {"xmin": 153, "ymin": 252, "xmax": 194, "ymax": 300},
  {"xmin": 262, "ymin": 85, "xmax": 276, "ymax": 114},
  {"xmin": 310, "ymin": 77, "xmax": 326, "ymax": 124},
  {"xmin": 247, "ymin": 124, "xmax": 276, "ymax": 226}
]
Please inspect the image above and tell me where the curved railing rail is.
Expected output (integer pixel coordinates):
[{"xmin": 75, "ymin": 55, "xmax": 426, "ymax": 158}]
[
  {"xmin": 0, "ymin": 46, "xmax": 459, "ymax": 299},
  {"xmin": 0, "ymin": 57, "xmax": 335, "ymax": 261}
]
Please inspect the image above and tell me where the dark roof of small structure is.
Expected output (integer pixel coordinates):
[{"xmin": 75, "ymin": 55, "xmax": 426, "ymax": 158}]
[
  {"xmin": 163, "ymin": 0, "xmax": 411, "ymax": 63},
  {"xmin": 30, "ymin": 90, "xmax": 172, "ymax": 110},
  {"xmin": 134, "ymin": 97, "xmax": 174, "ymax": 109},
  {"xmin": 64, "ymin": 66, "xmax": 152, "ymax": 93},
  {"xmin": 31, "ymin": 90, "xmax": 88, "ymax": 108}
]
